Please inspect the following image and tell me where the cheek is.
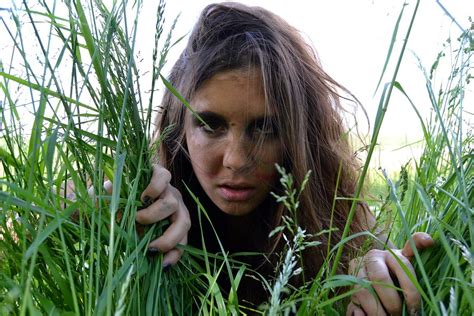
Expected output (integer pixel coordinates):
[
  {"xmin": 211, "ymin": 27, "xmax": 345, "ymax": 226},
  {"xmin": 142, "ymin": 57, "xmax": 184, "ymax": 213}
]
[
  {"xmin": 255, "ymin": 170, "xmax": 278, "ymax": 182},
  {"xmin": 254, "ymin": 143, "xmax": 283, "ymax": 182},
  {"xmin": 187, "ymin": 133, "xmax": 221, "ymax": 176}
]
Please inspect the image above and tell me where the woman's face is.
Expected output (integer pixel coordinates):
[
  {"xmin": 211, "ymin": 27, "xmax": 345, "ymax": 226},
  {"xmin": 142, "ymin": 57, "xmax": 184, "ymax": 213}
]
[{"xmin": 184, "ymin": 69, "xmax": 283, "ymax": 216}]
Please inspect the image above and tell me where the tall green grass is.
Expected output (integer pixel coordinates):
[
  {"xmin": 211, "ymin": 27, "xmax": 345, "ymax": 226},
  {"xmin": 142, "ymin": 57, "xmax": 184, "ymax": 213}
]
[
  {"xmin": 387, "ymin": 28, "xmax": 473, "ymax": 313},
  {"xmin": 0, "ymin": 0, "xmax": 472, "ymax": 315},
  {"xmin": 359, "ymin": 12, "xmax": 473, "ymax": 316},
  {"xmin": 0, "ymin": 0, "xmax": 208, "ymax": 314}
]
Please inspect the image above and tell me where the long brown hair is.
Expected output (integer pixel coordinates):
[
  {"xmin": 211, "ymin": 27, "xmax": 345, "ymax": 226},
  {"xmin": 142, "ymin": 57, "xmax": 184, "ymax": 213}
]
[{"xmin": 155, "ymin": 1, "xmax": 371, "ymax": 295}]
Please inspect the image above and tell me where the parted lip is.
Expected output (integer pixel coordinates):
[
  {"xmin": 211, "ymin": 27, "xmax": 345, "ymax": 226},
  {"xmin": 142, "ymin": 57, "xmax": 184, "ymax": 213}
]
[
  {"xmin": 218, "ymin": 181, "xmax": 255, "ymax": 189},
  {"xmin": 217, "ymin": 181, "xmax": 257, "ymax": 202}
]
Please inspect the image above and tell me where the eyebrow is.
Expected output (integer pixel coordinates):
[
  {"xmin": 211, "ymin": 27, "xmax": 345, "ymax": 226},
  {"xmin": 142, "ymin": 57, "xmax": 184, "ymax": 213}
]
[
  {"xmin": 187, "ymin": 111, "xmax": 219, "ymax": 131},
  {"xmin": 193, "ymin": 111, "xmax": 276, "ymax": 126},
  {"xmin": 252, "ymin": 117, "xmax": 271, "ymax": 126},
  {"xmin": 193, "ymin": 111, "xmax": 227, "ymax": 124}
]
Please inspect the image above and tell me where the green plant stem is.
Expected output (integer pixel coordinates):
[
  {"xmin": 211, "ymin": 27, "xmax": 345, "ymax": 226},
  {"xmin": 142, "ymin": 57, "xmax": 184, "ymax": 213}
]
[{"xmin": 330, "ymin": 0, "xmax": 420, "ymax": 278}]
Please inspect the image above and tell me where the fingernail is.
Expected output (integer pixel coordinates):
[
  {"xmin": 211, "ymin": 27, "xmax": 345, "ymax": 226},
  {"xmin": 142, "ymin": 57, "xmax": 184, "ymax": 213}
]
[
  {"xmin": 423, "ymin": 234, "xmax": 433, "ymax": 241},
  {"xmin": 142, "ymin": 196, "xmax": 152, "ymax": 207},
  {"xmin": 146, "ymin": 247, "xmax": 160, "ymax": 257}
]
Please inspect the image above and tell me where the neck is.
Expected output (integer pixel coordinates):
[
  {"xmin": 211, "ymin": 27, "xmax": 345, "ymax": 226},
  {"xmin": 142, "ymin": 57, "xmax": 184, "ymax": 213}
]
[
  {"xmin": 219, "ymin": 197, "xmax": 275, "ymax": 253},
  {"xmin": 185, "ymin": 177, "xmax": 275, "ymax": 253}
]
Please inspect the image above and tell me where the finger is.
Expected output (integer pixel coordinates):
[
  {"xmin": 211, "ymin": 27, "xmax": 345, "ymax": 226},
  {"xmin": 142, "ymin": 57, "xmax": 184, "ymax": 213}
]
[
  {"xmin": 148, "ymin": 209, "xmax": 191, "ymax": 253},
  {"xmin": 87, "ymin": 186, "xmax": 95, "ymax": 198},
  {"xmin": 402, "ymin": 232, "xmax": 434, "ymax": 257},
  {"xmin": 346, "ymin": 302, "xmax": 355, "ymax": 316},
  {"xmin": 58, "ymin": 180, "xmax": 76, "ymax": 210},
  {"xmin": 364, "ymin": 250, "xmax": 402, "ymax": 315},
  {"xmin": 136, "ymin": 186, "xmax": 179, "ymax": 225},
  {"xmin": 104, "ymin": 180, "xmax": 113, "ymax": 195},
  {"xmin": 62, "ymin": 180, "xmax": 76, "ymax": 201},
  {"xmin": 351, "ymin": 261, "xmax": 387, "ymax": 316},
  {"xmin": 162, "ymin": 235, "xmax": 187, "ymax": 267},
  {"xmin": 353, "ymin": 306, "xmax": 366, "ymax": 316},
  {"xmin": 348, "ymin": 257, "xmax": 364, "ymax": 275},
  {"xmin": 141, "ymin": 164, "xmax": 171, "ymax": 203},
  {"xmin": 347, "ymin": 303, "xmax": 366, "ymax": 316},
  {"xmin": 386, "ymin": 250, "xmax": 421, "ymax": 314},
  {"xmin": 161, "ymin": 249, "xmax": 182, "ymax": 268},
  {"xmin": 87, "ymin": 180, "xmax": 113, "ymax": 199}
]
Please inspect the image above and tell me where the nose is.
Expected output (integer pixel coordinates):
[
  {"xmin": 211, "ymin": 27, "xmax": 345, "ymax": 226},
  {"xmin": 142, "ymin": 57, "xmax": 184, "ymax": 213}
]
[{"xmin": 222, "ymin": 135, "xmax": 251, "ymax": 172}]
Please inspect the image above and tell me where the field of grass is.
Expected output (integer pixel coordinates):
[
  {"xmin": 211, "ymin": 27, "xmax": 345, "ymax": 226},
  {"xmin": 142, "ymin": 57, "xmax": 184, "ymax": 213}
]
[{"xmin": 0, "ymin": 0, "xmax": 472, "ymax": 315}]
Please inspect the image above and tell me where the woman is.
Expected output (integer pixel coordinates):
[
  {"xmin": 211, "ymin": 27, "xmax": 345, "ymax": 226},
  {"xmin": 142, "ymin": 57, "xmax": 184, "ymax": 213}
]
[{"xmin": 136, "ymin": 2, "xmax": 433, "ymax": 314}]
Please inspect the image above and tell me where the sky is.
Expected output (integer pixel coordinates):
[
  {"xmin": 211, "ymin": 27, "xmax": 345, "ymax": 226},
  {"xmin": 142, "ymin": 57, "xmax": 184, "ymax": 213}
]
[{"xmin": 1, "ymin": 0, "xmax": 472, "ymax": 172}]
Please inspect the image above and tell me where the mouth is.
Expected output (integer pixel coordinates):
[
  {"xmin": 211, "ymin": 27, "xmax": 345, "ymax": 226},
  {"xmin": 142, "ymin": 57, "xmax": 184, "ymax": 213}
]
[{"xmin": 217, "ymin": 183, "xmax": 256, "ymax": 201}]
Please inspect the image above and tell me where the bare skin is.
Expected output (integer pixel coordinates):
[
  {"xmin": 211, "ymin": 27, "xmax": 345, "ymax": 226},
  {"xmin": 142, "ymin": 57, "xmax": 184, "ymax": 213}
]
[
  {"xmin": 184, "ymin": 69, "xmax": 283, "ymax": 216},
  {"xmin": 347, "ymin": 232, "xmax": 434, "ymax": 315},
  {"xmin": 136, "ymin": 69, "xmax": 434, "ymax": 313},
  {"xmin": 137, "ymin": 165, "xmax": 190, "ymax": 267}
]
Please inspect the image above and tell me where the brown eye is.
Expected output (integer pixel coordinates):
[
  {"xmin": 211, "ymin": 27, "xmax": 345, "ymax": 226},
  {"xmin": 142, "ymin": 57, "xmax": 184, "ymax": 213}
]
[
  {"xmin": 248, "ymin": 119, "xmax": 278, "ymax": 139},
  {"xmin": 199, "ymin": 120, "xmax": 226, "ymax": 135},
  {"xmin": 200, "ymin": 122, "xmax": 215, "ymax": 133},
  {"xmin": 192, "ymin": 112, "xmax": 227, "ymax": 136}
]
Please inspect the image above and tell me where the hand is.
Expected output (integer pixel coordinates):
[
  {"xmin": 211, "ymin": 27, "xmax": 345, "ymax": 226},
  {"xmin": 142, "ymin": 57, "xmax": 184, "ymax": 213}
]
[
  {"xmin": 59, "ymin": 178, "xmax": 113, "ymax": 203},
  {"xmin": 136, "ymin": 164, "xmax": 191, "ymax": 267},
  {"xmin": 59, "ymin": 179, "xmax": 111, "ymax": 221},
  {"xmin": 347, "ymin": 232, "xmax": 434, "ymax": 316}
]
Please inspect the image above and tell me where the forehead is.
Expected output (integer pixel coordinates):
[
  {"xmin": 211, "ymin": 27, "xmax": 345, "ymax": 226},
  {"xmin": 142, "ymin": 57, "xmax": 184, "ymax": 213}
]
[{"xmin": 190, "ymin": 69, "xmax": 268, "ymax": 118}]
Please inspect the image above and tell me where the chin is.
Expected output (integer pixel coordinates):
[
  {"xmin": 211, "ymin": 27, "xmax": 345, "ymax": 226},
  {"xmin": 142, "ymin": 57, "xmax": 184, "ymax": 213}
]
[{"xmin": 217, "ymin": 202, "xmax": 256, "ymax": 217}]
